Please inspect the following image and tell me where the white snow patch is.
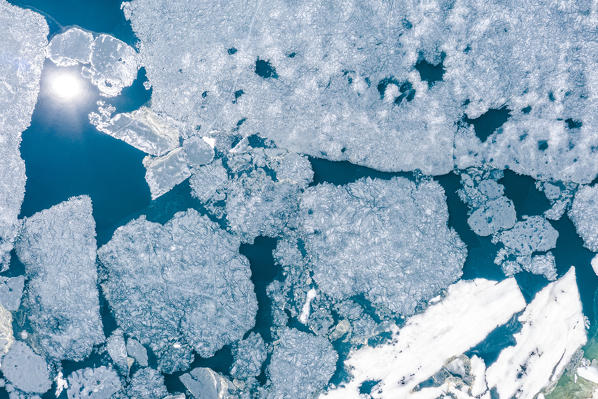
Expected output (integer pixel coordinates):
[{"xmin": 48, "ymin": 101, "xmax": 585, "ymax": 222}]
[
  {"xmin": 486, "ymin": 267, "xmax": 587, "ymax": 399},
  {"xmin": 299, "ymin": 288, "xmax": 317, "ymax": 324},
  {"xmin": 321, "ymin": 277, "xmax": 525, "ymax": 398}
]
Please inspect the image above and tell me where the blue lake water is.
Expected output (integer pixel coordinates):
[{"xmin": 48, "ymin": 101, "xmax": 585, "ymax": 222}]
[{"xmin": 5, "ymin": 0, "xmax": 598, "ymax": 395}]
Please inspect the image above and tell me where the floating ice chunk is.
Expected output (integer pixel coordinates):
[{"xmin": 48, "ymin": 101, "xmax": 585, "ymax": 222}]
[
  {"xmin": 300, "ymin": 177, "xmax": 466, "ymax": 316},
  {"xmin": 592, "ymin": 255, "xmax": 598, "ymax": 277},
  {"xmin": 299, "ymin": 288, "xmax": 317, "ymax": 324},
  {"xmin": 180, "ymin": 367, "xmax": 233, "ymax": 399},
  {"xmin": 126, "ymin": 337, "xmax": 148, "ymax": 367},
  {"xmin": 47, "ymin": 27, "xmax": 93, "ymax": 66},
  {"xmin": 143, "ymin": 148, "xmax": 190, "ymax": 200},
  {"xmin": 0, "ymin": 275, "xmax": 24, "ymax": 311},
  {"xmin": 15, "ymin": 196, "xmax": 104, "ymax": 361},
  {"xmin": 496, "ymin": 216, "xmax": 558, "ymax": 256},
  {"xmin": 230, "ymin": 333, "xmax": 267, "ymax": 381},
  {"xmin": 127, "ymin": 368, "xmax": 167, "ymax": 399},
  {"xmin": 1, "ymin": 341, "xmax": 51, "ymax": 394},
  {"xmin": 526, "ymin": 252, "xmax": 558, "ymax": 281},
  {"xmin": 183, "ymin": 136, "xmax": 214, "ymax": 167},
  {"xmin": 106, "ymin": 330, "xmax": 128, "ymax": 375},
  {"xmin": 0, "ymin": 1, "xmax": 48, "ymax": 268},
  {"xmin": 570, "ymin": 185, "xmax": 598, "ymax": 252},
  {"xmin": 321, "ymin": 278, "xmax": 525, "ymax": 398},
  {"xmin": 85, "ymin": 34, "xmax": 139, "ymax": 97},
  {"xmin": 188, "ymin": 160, "xmax": 228, "ymax": 204},
  {"xmin": 468, "ymin": 196, "xmax": 517, "ymax": 237},
  {"xmin": 90, "ymin": 106, "xmax": 180, "ymax": 156},
  {"xmin": 470, "ymin": 355, "xmax": 488, "ymax": 397},
  {"xmin": 267, "ymin": 328, "xmax": 337, "ymax": 399},
  {"xmin": 0, "ymin": 304, "xmax": 13, "ymax": 356},
  {"xmin": 97, "ymin": 210, "xmax": 257, "ymax": 372},
  {"xmin": 66, "ymin": 366, "xmax": 121, "ymax": 399},
  {"xmin": 486, "ymin": 268, "xmax": 587, "ymax": 399}
]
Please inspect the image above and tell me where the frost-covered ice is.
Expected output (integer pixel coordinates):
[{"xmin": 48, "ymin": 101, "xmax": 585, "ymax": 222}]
[
  {"xmin": 0, "ymin": 0, "xmax": 48, "ymax": 268},
  {"xmin": 83, "ymin": 34, "xmax": 139, "ymax": 97},
  {"xmin": 127, "ymin": 368, "xmax": 168, "ymax": 399},
  {"xmin": 15, "ymin": 196, "xmax": 104, "ymax": 361},
  {"xmin": 494, "ymin": 216, "xmax": 559, "ymax": 279},
  {"xmin": 190, "ymin": 146, "xmax": 313, "ymax": 242},
  {"xmin": 47, "ymin": 28, "xmax": 93, "ymax": 67},
  {"xmin": 266, "ymin": 328, "xmax": 337, "ymax": 399},
  {"xmin": 486, "ymin": 268, "xmax": 587, "ymax": 399},
  {"xmin": 299, "ymin": 177, "xmax": 466, "ymax": 316},
  {"xmin": 322, "ymin": 277, "xmax": 525, "ymax": 398},
  {"xmin": 89, "ymin": 107, "xmax": 180, "ymax": 156},
  {"xmin": 66, "ymin": 366, "xmax": 121, "ymax": 399},
  {"xmin": 180, "ymin": 367, "xmax": 233, "ymax": 399},
  {"xmin": 230, "ymin": 333, "xmax": 267, "ymax": 381},
  {"xmin": 570, "ymin": 184, "xmax": 598, "ymax": 252},
  {"xmin": 97, "ymin": 209, "xmax": 257, "ymax": 372},
  {"xmin": 1, "ymin": 341, "xmax": 51, "ymax": 394}
]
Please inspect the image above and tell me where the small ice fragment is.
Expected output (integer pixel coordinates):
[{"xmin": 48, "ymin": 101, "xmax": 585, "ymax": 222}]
[
  {"xmin": 182, "ymin": 136, "xmax": 214, "ymax": 167},
  {"xmin": 47, "ymin": 27, "xmax": 93, "ymax": 66},
  {"xmin": 592, "ymin": 255, "xmax": 598, "ymax": 277},
  {"xmin": 486, "ymin": 268, "xmax": 587, "ymax": 399},
  {"xmin": 127, "ymin": 368, "xmax": 168, "ymax": 399},
  {"xmin": 467, "ymin": 196, "xmax": 516, "ymax": 236},
  {"xmin": 0, "ymin": 304, "xmax": 13, "ymax": 355},
  {"xmin": 143, "ymin": 148, "xmax": 191, "ymax": 199},
  {"xmin": 106, "ymin": 329, "xmax": 128, "ymax": 375},
  {"xmin": 1, "ymin": 341, "xmax": 51, "ymax": 394},
  {"xmin": 126, "ymin": 337, "xmax": 148, "ymax": 367},
  {"xmin": 299, "ymin": 288, "xmax": 317, "ymax": 324}
]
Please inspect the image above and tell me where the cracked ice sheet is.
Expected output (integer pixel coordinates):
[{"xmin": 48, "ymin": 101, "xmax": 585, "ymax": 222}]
[
  {"xmin": 569, "ymin": 184, "xmax": 598, "ymax": 252},
  {"xmin": 15, "ymin": 196, "xmax": 104, "ymax": 362},
  {"xmin": 486, "ymin": 268, "xmax": 587, "ymax": 399},
  {"xmin": 123, "ymin": 0, "xmax": 460, "ymax": 175},
  {"xmin": 321, "ymin": 277, "xmax": 525, "ymax": 399},
  {"xmin": 299, "ymin": 177, "xmax": 466, "ymax": 316},
  {"xmin": 0, "ymin": 0, "xmax": 48, "ymax": 268}
]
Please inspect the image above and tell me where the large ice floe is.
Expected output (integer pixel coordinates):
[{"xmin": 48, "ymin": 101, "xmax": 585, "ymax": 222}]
[
  {"xmin": 570, "ymin": 184, "xmax": 598, "ymax": 252},
  {"xmin": 298, "ymin": 176, "xmax": 466, "ymax": 316},
  {"xmin": 97, "ymin": 209, "xmax": 257, "ymax": 372},
  {"xmin": 0, "ymin": 0, "xmax": 48, "ymax": 269},
  {"xmin": 15, "ymin": 196, "xmax": 104, "ymax": 362}
]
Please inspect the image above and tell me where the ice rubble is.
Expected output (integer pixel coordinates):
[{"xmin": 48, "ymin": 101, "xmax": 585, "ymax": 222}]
[
  {"xmin": 570, "ymin": 184, "xmax": 598, "ymax": 252},
  {"xmin": 47, "ymin": 28, "xmax": 93, "ymax": 67},
  {"xmin": 15, "ymin": 196, "xmax": 104, "ymax": 362},
  {"xmin": 66, "ymin": 366, "xmax": 121, "ymax": 399},
  {"xmin": 299, "ymin": 177, "xmax": 466, "ymax": 316},
  {"xmin": 97, "ymin": 209, "xmax": 257, "ymax": 372},
  {"xmin": 266, "ymin": 328, "xmax": 337, "ymax": 399},
  {"xmin": 322, "ymin": 277, "xmax": 525, "ymax": 398},
  {"xmin": 1, "ymin": 341, "xmax": 51, "ymax": 394},
  {"xmin": 190, "ymin": 146, "xmax": 313, "ymax": 242},
  {"xmin": 0, "ymin": 0, "xmax": 48, "ymax": 269},
  {"xmin": 128, "ymin": 368, "xmax": 168, "ymax": 399},
  {"xmin": 486, "ymin": 268, "xmax": 587, "ymax": 399}
]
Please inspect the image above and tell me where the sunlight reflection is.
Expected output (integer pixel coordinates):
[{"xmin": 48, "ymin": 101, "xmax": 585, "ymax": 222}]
[{"xmin": 47, "ymin": 70, "xmax": 86, "ymax": 102}]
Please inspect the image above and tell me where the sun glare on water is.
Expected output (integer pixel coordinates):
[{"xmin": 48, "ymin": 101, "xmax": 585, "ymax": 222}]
[{"xmin": 48, "ymin": 71, "xmax": 85, "ymax": 102}]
